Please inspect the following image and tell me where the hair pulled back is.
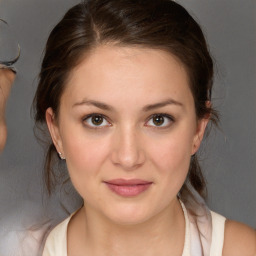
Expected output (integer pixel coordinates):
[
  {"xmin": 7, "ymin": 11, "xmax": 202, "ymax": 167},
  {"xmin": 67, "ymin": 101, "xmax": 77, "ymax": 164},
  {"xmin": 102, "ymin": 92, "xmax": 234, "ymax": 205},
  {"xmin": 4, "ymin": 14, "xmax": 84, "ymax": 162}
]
[{"xmin": 34, "ymin": 0, "xmax": 218, "ymax": 199}]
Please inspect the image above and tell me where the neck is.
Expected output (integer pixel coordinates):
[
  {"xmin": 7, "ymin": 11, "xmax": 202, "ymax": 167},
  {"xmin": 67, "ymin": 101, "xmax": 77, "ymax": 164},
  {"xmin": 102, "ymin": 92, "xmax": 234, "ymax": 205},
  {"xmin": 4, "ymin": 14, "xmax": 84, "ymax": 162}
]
[{"xmin": 68, "ymin": 198, "xmax": 185, "ymax": 256}]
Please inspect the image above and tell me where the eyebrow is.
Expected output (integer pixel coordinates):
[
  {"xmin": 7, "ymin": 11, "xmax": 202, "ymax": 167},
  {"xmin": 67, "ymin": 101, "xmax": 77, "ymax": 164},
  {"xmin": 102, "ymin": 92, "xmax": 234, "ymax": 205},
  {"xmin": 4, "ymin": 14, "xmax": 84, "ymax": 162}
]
[
  {"xmin": 72, "ymin": 99, "xmax": 114, "ymax": 111},
  {"xmin": 72, "ymin": 98, "xmax": 183, "ymax": 111},
  {"xmin": 142, "ymin": 99, "xmax": 183, "ymax": 111}
]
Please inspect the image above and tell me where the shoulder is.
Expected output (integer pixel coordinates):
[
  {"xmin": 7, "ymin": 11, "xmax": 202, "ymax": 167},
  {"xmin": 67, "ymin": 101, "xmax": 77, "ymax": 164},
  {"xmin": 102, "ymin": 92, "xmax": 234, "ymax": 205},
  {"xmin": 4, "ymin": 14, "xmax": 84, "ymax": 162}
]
[
  {"xmin": 42, "ymin": 216, "xmax": 71, "ymax": 256},
  {"xmin": 45, "ymin": 217, "xmax": 69, "ymax": 241},
  {"xmin": 222, "ymin": 219, "xmax": 256, "ymax": 256}
]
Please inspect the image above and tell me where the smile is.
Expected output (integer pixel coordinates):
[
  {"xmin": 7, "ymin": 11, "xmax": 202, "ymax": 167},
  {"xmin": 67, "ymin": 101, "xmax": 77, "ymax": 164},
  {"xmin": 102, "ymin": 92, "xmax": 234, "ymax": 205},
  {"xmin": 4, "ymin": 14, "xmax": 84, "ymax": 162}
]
[{"xmin": 104, "ymin": 179, "xmax": 153, "ymax": 197}]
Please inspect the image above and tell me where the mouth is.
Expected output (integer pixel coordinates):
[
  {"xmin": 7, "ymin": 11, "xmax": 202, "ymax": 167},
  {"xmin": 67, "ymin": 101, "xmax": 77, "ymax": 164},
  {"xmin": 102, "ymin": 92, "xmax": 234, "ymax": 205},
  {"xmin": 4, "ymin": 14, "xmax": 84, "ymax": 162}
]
[{"xmin": 103, "ymin": 179, "xmax": 153, "ymax": 197}]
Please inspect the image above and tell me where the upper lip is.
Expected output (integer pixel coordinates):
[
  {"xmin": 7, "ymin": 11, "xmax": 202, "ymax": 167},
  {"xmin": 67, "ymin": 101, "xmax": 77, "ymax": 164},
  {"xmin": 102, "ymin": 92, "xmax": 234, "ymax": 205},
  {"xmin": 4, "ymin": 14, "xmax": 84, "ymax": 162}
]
[{"xmin": 104, "ymin": 179, "xmax": 152, "ymax": 186}]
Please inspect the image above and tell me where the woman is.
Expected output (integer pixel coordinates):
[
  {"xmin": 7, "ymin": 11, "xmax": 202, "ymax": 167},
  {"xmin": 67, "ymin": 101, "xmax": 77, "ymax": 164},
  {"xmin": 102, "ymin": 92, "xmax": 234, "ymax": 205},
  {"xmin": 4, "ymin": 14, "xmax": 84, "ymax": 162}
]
[{"xmin": 34, "ymin": 0, "xmax": 256, "ymax": 255}]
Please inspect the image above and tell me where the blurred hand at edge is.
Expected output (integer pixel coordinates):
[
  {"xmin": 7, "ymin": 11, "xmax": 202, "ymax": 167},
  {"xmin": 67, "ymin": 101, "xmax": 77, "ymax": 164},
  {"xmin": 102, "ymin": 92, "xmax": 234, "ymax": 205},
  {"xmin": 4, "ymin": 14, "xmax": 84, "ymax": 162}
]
[{"xmin": 0, "ymin": 68, "xmax": 16, "ymax": 151}]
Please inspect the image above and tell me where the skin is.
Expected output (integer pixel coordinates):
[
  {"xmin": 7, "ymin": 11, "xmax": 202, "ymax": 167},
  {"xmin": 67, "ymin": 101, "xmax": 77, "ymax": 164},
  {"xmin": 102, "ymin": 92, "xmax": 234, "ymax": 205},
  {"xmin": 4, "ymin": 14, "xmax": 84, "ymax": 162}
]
[
  {"xmin": 223, "ymin": 220, "xmax": 256, "ymax": 256},
  {"xmin": 0, "ymin": 68, "xmax": 15, "ymax": 151},
  {"xmin": 46, "ymin": 46, "xmax": 256, "ymax": 255}
]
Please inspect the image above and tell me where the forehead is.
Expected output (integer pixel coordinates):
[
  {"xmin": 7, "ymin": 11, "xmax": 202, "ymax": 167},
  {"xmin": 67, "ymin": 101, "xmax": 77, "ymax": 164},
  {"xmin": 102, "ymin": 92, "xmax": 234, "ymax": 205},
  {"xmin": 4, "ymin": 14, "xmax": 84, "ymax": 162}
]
[{"xmin": 63, "ymin": 45, "xmax": 193, "ymax": 108}]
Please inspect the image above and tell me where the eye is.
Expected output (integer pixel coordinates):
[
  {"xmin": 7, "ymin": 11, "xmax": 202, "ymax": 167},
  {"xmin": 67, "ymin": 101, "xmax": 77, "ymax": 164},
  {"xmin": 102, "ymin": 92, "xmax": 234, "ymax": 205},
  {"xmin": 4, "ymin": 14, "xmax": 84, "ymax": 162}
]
[
  {"xmin": 83, "ymin": 114, "xmax": 111, "ymax": 128},
  {"xmin": 146, "ymin": 114, "xmax": 174, "ymax": 128}
]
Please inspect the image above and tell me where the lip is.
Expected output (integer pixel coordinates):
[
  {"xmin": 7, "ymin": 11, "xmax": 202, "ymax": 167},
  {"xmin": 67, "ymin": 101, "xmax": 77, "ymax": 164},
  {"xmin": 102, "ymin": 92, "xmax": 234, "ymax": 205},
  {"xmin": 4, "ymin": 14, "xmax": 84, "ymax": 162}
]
[{"xmin": 104, "ymin": 179, "xmax": 153, "ymax": 197}]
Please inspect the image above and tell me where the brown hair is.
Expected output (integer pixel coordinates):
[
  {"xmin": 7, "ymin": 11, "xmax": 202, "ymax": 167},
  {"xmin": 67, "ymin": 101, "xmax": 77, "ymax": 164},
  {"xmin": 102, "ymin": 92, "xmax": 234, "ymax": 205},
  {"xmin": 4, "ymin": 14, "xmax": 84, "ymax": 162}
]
[{"xmin": 34, "ymin": 0, "xmax": 218, "ymax": 199}]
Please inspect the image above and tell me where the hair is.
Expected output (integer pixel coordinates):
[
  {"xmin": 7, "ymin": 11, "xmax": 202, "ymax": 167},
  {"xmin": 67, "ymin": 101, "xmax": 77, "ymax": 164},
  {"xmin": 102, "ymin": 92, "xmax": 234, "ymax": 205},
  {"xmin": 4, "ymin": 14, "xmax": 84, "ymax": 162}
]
[
  {"xmin": 34, "ymin": 0, "xmax": 218, "ymax": 200},
  {"xmin": 0, "ymin": 19, "xmax": 20, "ymax": 70}
]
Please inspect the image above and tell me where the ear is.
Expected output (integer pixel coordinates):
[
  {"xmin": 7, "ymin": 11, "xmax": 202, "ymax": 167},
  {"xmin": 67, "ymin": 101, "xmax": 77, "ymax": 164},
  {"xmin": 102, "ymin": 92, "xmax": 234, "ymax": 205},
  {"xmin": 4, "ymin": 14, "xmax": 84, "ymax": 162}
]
[
  {"xmin": 45, "ymin": 107, "xmax": 65, "ymax": 157},
  {"xmin": 191, "ymin": 102, "xmax": 211, "ymax": 155}
]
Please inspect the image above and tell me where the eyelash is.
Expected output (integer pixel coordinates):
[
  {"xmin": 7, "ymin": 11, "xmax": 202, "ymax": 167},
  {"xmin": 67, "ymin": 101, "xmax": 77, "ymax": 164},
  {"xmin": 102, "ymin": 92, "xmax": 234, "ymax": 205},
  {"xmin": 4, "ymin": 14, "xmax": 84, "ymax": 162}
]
[
  {"xmin": 82, "ymin": 113, "xmax": 175, "ymax": 129},
  {"xmin": 82, "ymin": 114, "xmax": 111, "ymax": 129},
  {"xmin": 145, "ymin": 113, "xmax": 174, "ymax": 128}
]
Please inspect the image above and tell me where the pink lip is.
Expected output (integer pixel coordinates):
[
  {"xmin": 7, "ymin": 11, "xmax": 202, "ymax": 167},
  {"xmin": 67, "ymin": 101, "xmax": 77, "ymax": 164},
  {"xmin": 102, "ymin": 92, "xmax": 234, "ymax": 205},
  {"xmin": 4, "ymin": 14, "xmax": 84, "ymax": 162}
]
[{"xmin": 104, "ymin": 179, "xmax": 153, "ymax": 197}]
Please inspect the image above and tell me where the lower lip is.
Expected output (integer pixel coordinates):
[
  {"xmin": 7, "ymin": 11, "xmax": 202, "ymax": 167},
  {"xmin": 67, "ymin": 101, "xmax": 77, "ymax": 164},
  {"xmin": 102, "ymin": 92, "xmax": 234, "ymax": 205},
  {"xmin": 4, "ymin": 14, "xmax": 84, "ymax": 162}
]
[{"xmin": 105, "ymin": 183, "xmax": 152, "ymax": 197}]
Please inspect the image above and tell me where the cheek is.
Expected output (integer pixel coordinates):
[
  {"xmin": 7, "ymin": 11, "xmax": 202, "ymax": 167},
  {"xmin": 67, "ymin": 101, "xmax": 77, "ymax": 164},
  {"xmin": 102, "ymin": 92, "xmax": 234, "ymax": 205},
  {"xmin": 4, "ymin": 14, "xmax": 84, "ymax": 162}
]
[
  {"xmin": 150, "ymin": 131, "xmax": 193, "ymax": 169},
  {"xmin": 162, "ymin": 142, "xmax": 191, "ymax": 172},
  {"xmin": 147, "ymin": 128, "xmax": 194, "ymax": 189},
  {"xmin": 61, "ymin": 131, "xmax": 110, "ymax": 195}
]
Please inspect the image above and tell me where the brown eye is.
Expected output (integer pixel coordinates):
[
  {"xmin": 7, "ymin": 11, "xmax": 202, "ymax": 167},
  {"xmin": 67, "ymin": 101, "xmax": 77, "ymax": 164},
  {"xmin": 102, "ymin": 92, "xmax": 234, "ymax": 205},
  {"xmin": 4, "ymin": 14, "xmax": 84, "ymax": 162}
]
[
  {"xmin": 92, "ymin": 115, "xmax": 103, "ymax": 125},
  {"xmin": 84, "ymin": 114, "xmax": 110, "ymax": 128},
  {"xmin": 146, "ymin": 114, "xmax": 174, "ymax": 128},
  {"xmin": 153, "ymin": 115, "xmax": 164, "ymax": 126}
]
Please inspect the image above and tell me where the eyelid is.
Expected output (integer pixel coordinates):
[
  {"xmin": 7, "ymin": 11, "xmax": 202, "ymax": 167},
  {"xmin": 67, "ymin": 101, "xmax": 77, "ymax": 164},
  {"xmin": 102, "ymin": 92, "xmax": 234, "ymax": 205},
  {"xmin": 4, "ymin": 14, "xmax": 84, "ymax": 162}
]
[
  {"xmin": 82, "ymin": 113, "xmax": 112, "ymax": 128},
  {"xmin": 82, "ymin": 113, "xmax": 174, "ymax": 129},
  {"xmin": 145, "ymin": 113, "xmax": 175, "ymax": 128}
]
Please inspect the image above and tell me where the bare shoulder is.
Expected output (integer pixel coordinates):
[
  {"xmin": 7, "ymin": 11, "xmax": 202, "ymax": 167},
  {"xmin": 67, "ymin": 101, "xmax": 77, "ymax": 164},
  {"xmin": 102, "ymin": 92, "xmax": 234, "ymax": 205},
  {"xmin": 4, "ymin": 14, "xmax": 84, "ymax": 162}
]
[{"xmin": 222, "ymin": 219, "xmax": 256, "ymax": 256}]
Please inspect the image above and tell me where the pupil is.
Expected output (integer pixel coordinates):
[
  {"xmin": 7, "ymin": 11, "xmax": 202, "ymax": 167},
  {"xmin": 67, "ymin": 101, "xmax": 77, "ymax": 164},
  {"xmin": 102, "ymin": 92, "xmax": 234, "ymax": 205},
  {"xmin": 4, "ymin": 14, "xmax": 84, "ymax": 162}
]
[
  {"xmin": 92, "ymin": 116, "xmax": 103, "ymax": 125},
  {"xmin": 153, "ymin": 115, "xmax": 164, "ymax": 126}
]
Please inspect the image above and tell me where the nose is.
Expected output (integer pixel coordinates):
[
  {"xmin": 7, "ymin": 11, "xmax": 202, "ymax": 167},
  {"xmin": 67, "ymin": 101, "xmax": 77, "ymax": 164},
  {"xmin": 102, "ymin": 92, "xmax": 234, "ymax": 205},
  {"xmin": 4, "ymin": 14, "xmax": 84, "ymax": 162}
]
[{"xmin": 110, "ymin": 126, "xmax": 145, "ymax": 171}]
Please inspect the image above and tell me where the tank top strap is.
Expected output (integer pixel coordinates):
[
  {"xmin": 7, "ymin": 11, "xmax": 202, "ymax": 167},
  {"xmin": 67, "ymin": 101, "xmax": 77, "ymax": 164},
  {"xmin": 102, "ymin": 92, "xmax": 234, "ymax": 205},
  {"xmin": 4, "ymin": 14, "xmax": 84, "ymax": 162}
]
[
  {"xmin": 210, "ymin": 211, "xmax": 226, "ymax": 256},
  {"xmin": 180, "ymin": 200, "xmax": 191, "ymax": 256}
]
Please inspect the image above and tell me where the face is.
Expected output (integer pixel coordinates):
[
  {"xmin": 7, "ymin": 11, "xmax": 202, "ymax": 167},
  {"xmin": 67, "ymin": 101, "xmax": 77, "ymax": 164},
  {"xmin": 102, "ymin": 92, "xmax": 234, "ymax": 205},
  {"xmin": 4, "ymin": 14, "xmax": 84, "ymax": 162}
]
[
  {"xmin": 46, "ymin": 46, "xmax": 208, "ymax": 225},
  {"xmin": 0, "ymin": 68, "xmax": 15, "ymax": 151}
]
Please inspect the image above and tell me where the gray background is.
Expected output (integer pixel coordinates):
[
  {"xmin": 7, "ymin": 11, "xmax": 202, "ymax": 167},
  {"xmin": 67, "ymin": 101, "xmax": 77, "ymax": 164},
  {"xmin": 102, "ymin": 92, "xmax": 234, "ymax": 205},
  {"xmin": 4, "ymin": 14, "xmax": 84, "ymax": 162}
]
[{"xmin": 0, "ymin": 0, "xmax": 255, "ymax": 246}]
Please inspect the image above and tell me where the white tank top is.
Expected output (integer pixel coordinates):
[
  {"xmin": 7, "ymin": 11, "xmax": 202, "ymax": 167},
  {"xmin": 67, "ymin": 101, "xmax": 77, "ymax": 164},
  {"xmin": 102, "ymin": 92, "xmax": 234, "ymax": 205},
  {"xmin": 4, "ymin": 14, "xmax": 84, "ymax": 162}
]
[{"xmin": 42, "ymin": 202, "xmax": 226, "ymax": 256}]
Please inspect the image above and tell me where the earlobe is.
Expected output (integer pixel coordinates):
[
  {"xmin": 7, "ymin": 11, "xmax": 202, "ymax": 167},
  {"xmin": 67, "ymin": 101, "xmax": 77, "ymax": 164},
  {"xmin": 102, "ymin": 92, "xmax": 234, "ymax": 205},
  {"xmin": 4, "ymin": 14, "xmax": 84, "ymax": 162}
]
[
  {"xmin": 191, "ymin": 117, "xmax": 209, "ymax": 155},
  {"xmin": 45, "ymin": 108, "xmax": 64, "ymax": 157}
]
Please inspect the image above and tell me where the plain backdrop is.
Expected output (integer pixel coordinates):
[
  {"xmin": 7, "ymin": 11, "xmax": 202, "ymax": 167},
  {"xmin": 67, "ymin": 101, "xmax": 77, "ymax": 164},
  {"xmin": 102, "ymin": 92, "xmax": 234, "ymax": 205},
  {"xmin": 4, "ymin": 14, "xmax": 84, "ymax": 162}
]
[{"xmin": 0, "ymin": 0, "xmax": 255, "ymax": 247}]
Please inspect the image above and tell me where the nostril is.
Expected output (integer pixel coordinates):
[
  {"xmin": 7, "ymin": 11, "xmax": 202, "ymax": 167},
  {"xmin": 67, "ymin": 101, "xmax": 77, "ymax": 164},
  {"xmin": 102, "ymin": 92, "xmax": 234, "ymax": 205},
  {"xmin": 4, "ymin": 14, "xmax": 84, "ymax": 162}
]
[
  {"xmin": 110, "ymin": 128, "xmax": 146, "ymax": 170},
  {"xmin": 111, "ymin": 147, "xmax": 145, "ymax": 171}
]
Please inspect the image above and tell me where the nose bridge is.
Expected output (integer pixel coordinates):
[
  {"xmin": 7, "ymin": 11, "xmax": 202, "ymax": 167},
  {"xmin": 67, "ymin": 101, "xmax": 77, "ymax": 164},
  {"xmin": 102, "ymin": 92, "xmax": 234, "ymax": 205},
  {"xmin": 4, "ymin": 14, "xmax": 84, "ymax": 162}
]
[{"xmin": 111, "ymin": 123, "xmax": 145, "ymax": 170}]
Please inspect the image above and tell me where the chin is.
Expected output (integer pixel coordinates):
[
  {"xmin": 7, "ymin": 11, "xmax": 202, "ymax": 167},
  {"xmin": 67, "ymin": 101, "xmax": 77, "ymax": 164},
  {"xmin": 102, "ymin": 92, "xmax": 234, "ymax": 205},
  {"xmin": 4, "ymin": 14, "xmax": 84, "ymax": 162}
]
[{"xmin": 103, "ymin": 203, "xmax": 156, "ymax": 226}]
